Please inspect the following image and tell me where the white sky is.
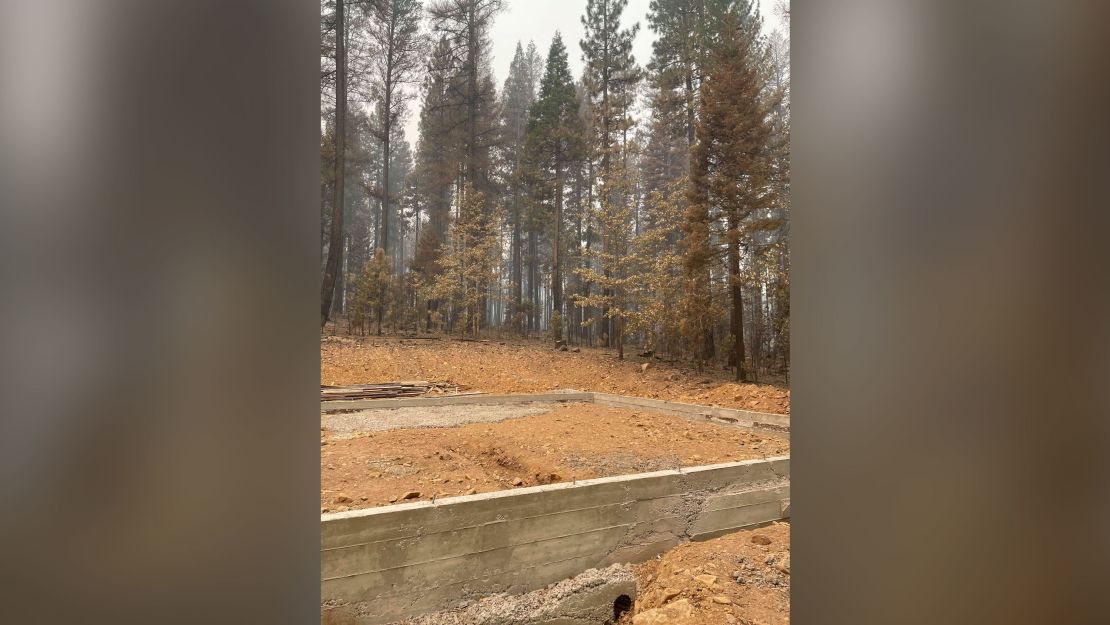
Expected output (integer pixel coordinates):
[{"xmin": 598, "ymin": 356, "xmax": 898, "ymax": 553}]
[{"xmin": 403, "ymin": 0, "xmax": 786, "ymax": 146}]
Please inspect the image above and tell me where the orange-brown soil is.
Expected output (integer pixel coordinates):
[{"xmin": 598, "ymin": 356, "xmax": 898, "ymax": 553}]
[
  {"xmin": 624, "ymin": 522, "xmax": 790, "ymax": 625},
  {"xmin": 320, "ymin": 403, "xmax": 789, "ymax": 512},
  {"xmin": 320, "ymin": 335, "xmax": 790, "ymax": 415}
]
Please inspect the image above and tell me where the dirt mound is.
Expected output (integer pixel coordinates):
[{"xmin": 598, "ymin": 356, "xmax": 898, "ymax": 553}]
[{"xmin": 624, "ymin": 522, "xmax": 790, "ymax": 625}]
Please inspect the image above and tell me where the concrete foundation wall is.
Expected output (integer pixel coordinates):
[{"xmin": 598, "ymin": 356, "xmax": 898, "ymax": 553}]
[
  {"xmin": 321, "ymin": 457, "xmax": 790, "ymax": 625},
  {"xmin": 321, "ymin": 391, "xmax": 594, "ymax": 412},
  {"xmin": 590, "ymin": 392, "xmax": 790, "ymax": 433}
]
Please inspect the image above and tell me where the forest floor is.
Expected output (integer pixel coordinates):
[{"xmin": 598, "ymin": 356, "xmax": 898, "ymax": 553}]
[
  {"xmin": 320, "ymin": 333, "xmax": 790, "ymax": 415},
  {"xmin": 320, "ymin": 402, "xmax": 789, "ymax": 512}
]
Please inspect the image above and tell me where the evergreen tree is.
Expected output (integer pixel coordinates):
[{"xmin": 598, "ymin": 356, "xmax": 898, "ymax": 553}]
[
  {"xmin": 522, "ymin": 33, "xmax": 583, "ymax": 343},
  {"xmin": 428, "ymin": 0, "xmax": 505, "ymax": 194},
  {"xmin": 386, "ymin": 131, "xmax": 413, "ymax": 269},
  {"xmin": 581, "ymin": 0, "xmax": 641, "ymax": 355},
  {"xmin": 691, "ymin": 2, "xmax": 779, "ymax": 381},
  {"xmin": 425, "ymin": 184, "xmax": 503, "ymax": 334},
  {"xmin": 317, "ymin": 0, "xmax": 789, "ymax": 379},
  {"xmin": 411, "ymin": 35, "xmax": 460, "ymax": 285},
  {"xmin": 350, "ymin": 248, "xmax": 395, "ymax": 335},
  {"xmin": 364, "ymin": 0, "xmax": 425, "ymax": 259},
  {"xmin": 499, "ymin": 41, "xmax": 543, "ymax": 331},
  {"xmin": 321, "ymin": 0, "xmax": 349, "ymax": 326},
  {"xmin": 649, "ymin": 0, "xmax": 737, "ymax": 362}
]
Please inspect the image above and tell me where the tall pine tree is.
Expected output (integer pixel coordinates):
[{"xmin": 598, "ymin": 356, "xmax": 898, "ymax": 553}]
[
  {"xmin": 691, "ymin": 1, "xmax": 778, "ymax": 381},
  {"xmin": 499, "ymin": 41, "xmax": 543, "ymax": 331},
  {"xmin": 581, "ymin": 0, "xmax": 641, "ymax": 356},
  {"xmin": 522, "ymin": 33, "xmax": 583, "ymax": 343}
]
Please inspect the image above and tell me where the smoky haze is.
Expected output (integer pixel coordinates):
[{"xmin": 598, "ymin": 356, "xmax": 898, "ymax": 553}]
[{"xmin": 402, "ymin": 0, "xmax": 787, "ymax": 145}]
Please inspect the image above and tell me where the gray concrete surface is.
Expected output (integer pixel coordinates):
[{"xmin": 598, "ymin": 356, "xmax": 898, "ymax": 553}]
[
  {"xmin": 323, "ymin": 390, "xmax": 789, "ymax": 437},
  {"xmin": 590, "ymin": 392, "xmax": 790, "ymax": 434},
  {"xmin": 322, "ymin": 402, "xmax": 560, "ymax": 436},
  {"xmin": 321, "ymin": 391, "xmax": 594, "ymax": 412},
  {"xmin": 321, "ymin": 456, "xmax": 790, "ymax": 625}
]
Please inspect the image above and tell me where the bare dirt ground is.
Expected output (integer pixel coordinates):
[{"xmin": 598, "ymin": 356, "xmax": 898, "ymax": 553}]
[
  {"xmin": 320, "ymin": 403, "xmax": 789, "ymax": 512},
  {"xmin": 320, "ymin": 335, "xmax": 791, "ymax": 415},
  {"xmin": 623, "ymin": 522, "xmax": 790, "ymax": 625}
]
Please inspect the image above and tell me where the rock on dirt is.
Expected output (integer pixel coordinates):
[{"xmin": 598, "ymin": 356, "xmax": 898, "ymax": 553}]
[
  {"xmin": 633, "ymin": 598, "xmax": 695, "ymax": 625},
  {"xmin": 626, "ymin": 522, "xmax": 790, "ymax": 625}
]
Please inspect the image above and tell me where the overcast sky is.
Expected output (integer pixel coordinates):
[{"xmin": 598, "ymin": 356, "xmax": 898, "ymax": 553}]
[{"xmin": 403, "ymin": 0, "xmax": 787, "ymax": 145}]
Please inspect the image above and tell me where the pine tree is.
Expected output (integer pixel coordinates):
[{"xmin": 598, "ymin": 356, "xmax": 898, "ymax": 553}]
[
  {"xmin": 428, "ymin": 0, "xmax": 505, "ymax": 193},
  {"xmin": 606, "ymin": 177, "xmax": 689, "ymax": 357},
  {"xmin": 386, "ymin": 131, "xmax": 414, "ymax": 269},
  {"xmin": 648, "ymin": 0, "xmax": 738, "ymax": 362},
  {"xmin": 342, "ymin": 109, "xmax": 381, "ymax": 315},
  {"xmin": 522, "ymin": 33, "xmax": 583, "ymax": 344},
  {"xmin": 364, "ymin": 0, "xmax": 425, "ymax": 260},
  {"xmin": 765, "ymin": 26, "xmax": 790, "ymax": 375},
  {"xmin": 350, "ymin": 248, "xmax": 395, "ymax": 335},
  {"xmin": 581, "ymin": 0, "xmax": 641, "ymax": 354},
  {"xmin": 425, "ymin": 184, "xmax": 503, "ymax": 334},
  {"xmin": 646, "ymin": 0, "xmax": 733, "ymax": 153},
  {"xmin": 499, "ymin": 41, "xmax": 542, "ymax": 331},
  {"xmin": 321, "ymin": 0, "xmax": 349, "ymax": 327},
  {"xmin": 411, "ymin": 36, "xmax": 459, "ymax": 283},
  {"xmin": 692, "ymin": 2, "xmax": 779, "ymax": 381},
  {"xmin": 573, "ymin": 147, "xmax": 638, "ymax": 359}
]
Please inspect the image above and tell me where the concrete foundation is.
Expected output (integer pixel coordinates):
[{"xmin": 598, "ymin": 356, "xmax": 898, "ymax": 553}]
[
  {"xmin": 385, "ymin": 564, "xmax": 637, "ymax": 625},
  {"xmin": 321, "ymin": 456, "xmax": 790, "ymax": 624},
  {"xmin": 322, "ymin": 390, "xmax": 789, "ymax": 437}
]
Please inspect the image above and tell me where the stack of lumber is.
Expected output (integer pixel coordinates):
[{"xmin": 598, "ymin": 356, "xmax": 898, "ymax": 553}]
[{"xmin": 320, "ymin": 381, "xmax": 430, "ymax": 401}]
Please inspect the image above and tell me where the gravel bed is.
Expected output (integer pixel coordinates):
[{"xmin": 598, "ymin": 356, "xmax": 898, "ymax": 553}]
[{"xmin": 321, "ymin": 402, "xmax": 565, "ymax": 436}]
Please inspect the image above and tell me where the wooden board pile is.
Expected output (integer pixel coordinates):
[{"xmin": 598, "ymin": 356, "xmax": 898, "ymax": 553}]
[{"xmin": 320, "ymin": 382, "xmax": 430, "ymax": 401}]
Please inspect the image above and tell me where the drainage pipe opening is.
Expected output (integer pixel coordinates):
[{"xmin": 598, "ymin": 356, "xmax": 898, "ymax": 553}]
[{"xmin": 613, "ymin": 594, "xmax": 633, "ymax": 621}]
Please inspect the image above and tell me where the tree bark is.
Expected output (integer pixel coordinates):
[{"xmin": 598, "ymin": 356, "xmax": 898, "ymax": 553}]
[
  {"xmin": 321, "ymin": 0, "xmax": 347, "ymax": 327},
  {"xmin": 381, "ymin": 91, "xmax": 391, "ymax": 255},
  {"xmin": 528, "ymin": 230, "xmax": 538, "ymax": 332},
  {"xmin": 727, "ymin": 218, "xmax": 747, "ymax": 382},
  {"xmin": 512, "ymin": 202, "xmax": 522, "ymax": 331},
  {"xmin": 552, "ymin": 154, "xmax": 563, "ymax": 341}
]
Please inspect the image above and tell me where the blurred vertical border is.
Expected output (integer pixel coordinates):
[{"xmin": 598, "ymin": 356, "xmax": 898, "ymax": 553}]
[
  {"xmin": 0, "ymin": 1, "xmax": 320, "ymax": 623},
  {"xmin": 791, "ymin": 1, "xmax": 1110, "ymax": 624}
]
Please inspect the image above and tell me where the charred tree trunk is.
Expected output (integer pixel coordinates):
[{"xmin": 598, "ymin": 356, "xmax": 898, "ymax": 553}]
[
  {"xmin": 512, "ymin": 200, "xmax": 522, "ymax": 332},
  {"xmin": 727, "ymin": 218, "xmax": 747, "ymax": 382},
  {"xmin": 528, "ymin": 230, "xmax": 538, "ymax": 333},
  {"xmin": 752, "ymin": 277, "xmax": 763, "ymax": 383},
  {"xmin": 381, "ymin": 88, "xmax": 392, "ymax": 255},
  {"xmin": 551, "ymin": 158, "xmax": 563, "ymax": 341},
  {"xmin": 321, "ymin": 0, "xmax": 347, "ymax": 327}
]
